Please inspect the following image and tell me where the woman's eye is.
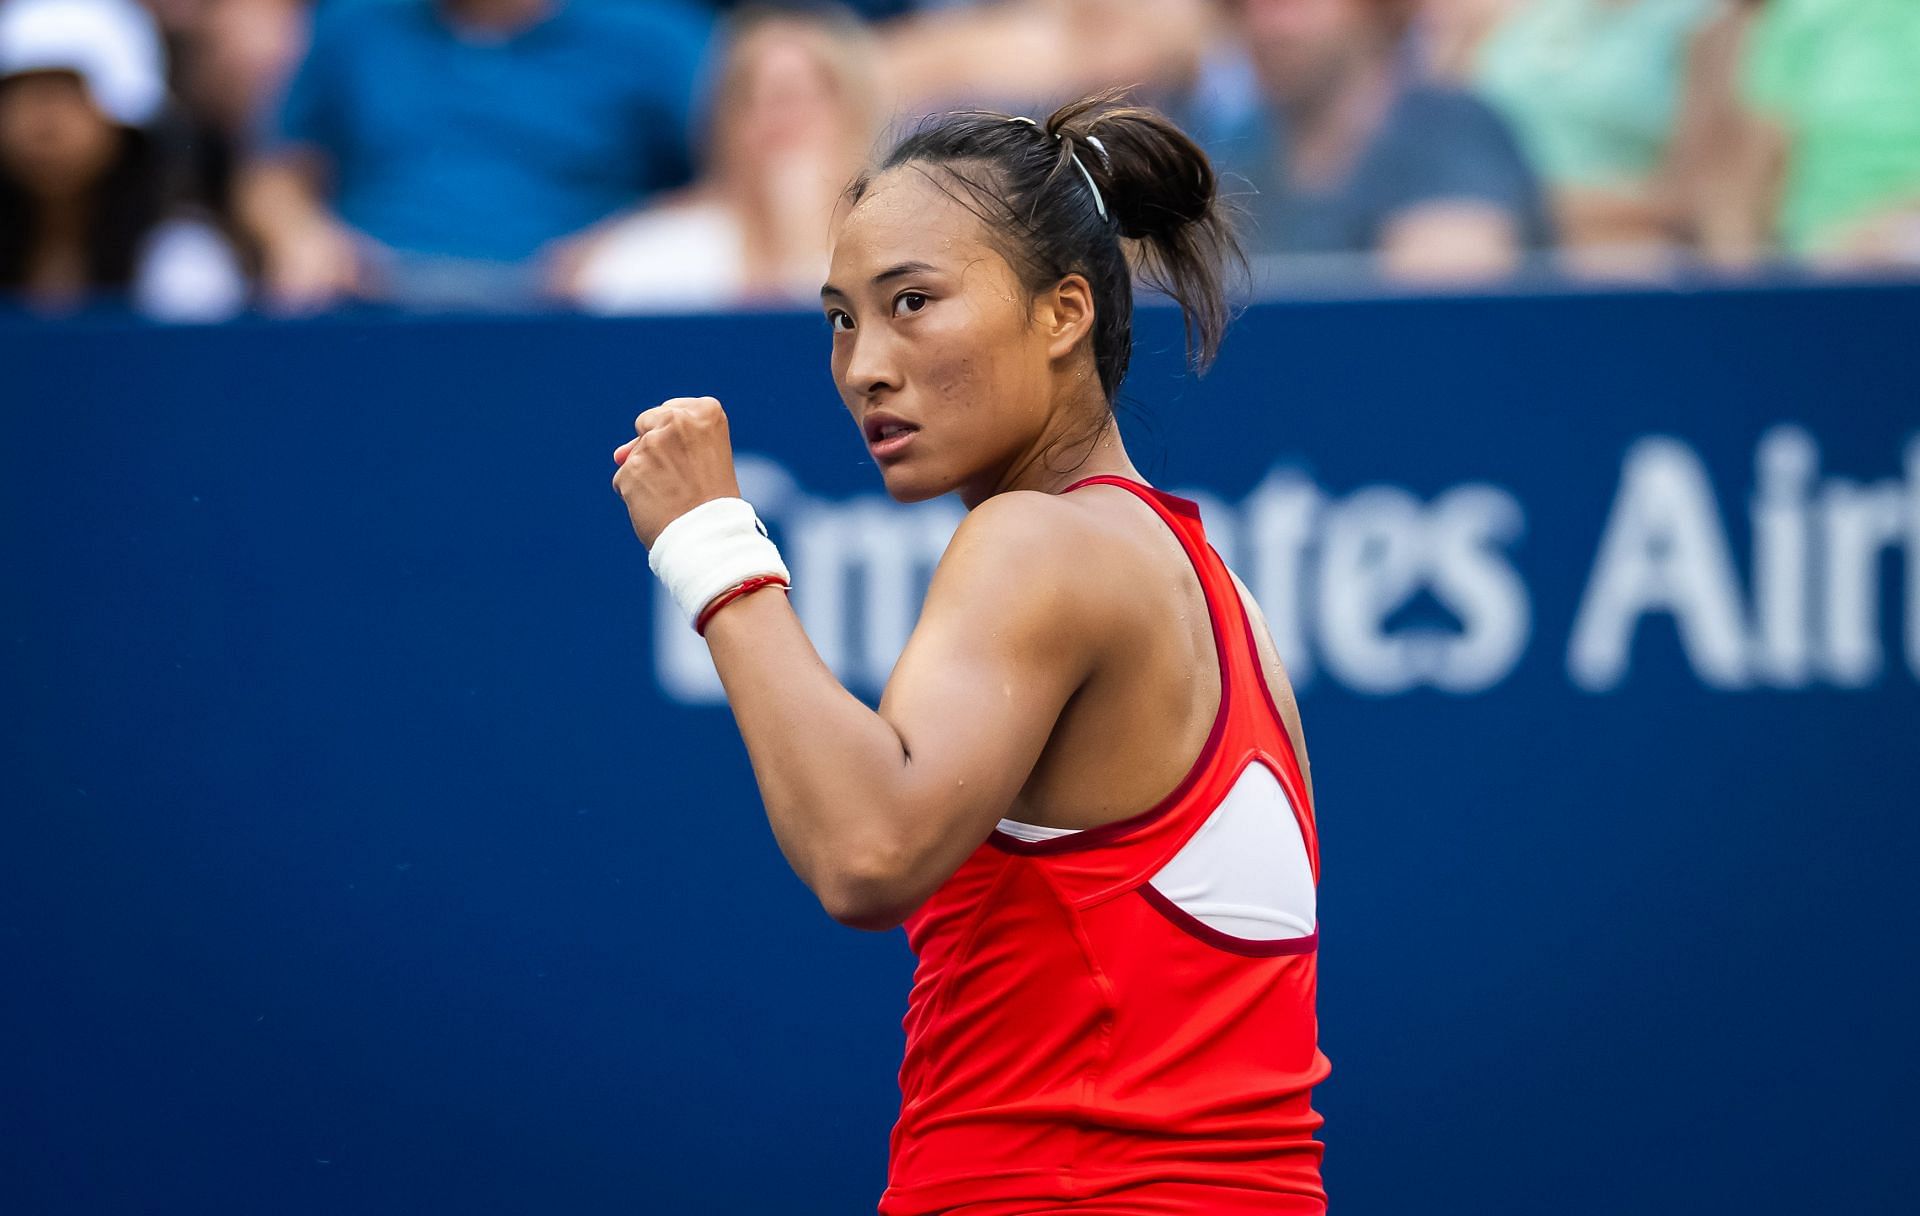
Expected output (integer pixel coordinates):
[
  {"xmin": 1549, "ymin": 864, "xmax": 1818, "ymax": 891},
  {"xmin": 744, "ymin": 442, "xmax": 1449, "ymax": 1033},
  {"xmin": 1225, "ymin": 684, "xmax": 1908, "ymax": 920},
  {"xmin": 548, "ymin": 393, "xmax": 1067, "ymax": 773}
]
[
  {"xmin": 827, "ymin": 310, "xmax": 853, "ymax": 333},
  {"xmin": 893, "ymin": 292, "xmax": 928, "ymax": 317}
]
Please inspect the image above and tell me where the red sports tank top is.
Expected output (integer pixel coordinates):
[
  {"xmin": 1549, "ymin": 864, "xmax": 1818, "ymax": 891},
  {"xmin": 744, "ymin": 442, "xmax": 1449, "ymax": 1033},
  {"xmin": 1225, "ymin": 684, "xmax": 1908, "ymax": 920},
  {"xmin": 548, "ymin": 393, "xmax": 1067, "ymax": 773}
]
[{"xmin": 879, "ymin": 475, "xmax": 1330, "ymax": 1216}]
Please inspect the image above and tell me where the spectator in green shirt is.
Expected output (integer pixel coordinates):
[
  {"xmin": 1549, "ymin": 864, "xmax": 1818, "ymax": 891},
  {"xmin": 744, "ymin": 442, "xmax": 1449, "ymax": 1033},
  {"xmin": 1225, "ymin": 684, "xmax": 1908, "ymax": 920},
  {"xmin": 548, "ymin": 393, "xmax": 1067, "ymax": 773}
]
[
  {"xmin": 1743, "ymin": 0, "xmax": 1920, "ymax": 263},
  {"xmin": 1473, "ymin": 0, "xmax": 1716, "ymax": 265}
]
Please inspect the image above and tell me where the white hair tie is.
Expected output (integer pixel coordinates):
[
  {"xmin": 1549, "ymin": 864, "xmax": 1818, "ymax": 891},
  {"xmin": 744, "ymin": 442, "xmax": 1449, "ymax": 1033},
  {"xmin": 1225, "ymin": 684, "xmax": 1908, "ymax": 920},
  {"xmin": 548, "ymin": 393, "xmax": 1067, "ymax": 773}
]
[{"xmin": 1009, "ymin": 116, "xmax": 1110, "ymax": 224}]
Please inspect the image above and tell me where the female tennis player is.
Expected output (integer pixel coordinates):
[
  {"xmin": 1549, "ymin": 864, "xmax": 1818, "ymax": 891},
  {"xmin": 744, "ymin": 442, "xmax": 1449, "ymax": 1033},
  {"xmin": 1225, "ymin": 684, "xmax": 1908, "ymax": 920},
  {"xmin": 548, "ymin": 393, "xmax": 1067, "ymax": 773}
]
[{"xmin": 611, "ymin": 91, "xmax": 1328, "ymax": 1215}]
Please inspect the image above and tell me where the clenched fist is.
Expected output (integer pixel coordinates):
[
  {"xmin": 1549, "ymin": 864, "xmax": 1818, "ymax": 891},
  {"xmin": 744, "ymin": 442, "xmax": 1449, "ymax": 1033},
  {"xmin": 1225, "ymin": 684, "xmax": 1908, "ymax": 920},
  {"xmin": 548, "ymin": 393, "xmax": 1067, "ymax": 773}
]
[{"xmin": 611, "ymin": 396, "xmax": 744, "ymax": 548}]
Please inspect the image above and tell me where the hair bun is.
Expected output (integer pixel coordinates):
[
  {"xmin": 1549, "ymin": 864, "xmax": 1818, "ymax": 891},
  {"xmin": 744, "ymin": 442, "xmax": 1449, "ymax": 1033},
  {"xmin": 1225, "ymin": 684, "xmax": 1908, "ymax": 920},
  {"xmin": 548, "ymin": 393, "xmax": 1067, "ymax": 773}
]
[
  {"xmin": 1061, "ymin": 113, "xmax": 1213, "ymax": 242},
  {"xmin": 1046, "ymin": 90, "xmax": 1243, "ymax": 375}
]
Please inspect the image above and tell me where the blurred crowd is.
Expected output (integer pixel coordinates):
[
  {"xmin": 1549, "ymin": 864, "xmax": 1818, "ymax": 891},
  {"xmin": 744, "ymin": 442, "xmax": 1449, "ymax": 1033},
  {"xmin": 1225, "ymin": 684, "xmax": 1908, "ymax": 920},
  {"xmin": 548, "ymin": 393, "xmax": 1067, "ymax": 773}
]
[{"xmin": 2, "ymin": 0, "xmax": 1917, "ymax": 321}]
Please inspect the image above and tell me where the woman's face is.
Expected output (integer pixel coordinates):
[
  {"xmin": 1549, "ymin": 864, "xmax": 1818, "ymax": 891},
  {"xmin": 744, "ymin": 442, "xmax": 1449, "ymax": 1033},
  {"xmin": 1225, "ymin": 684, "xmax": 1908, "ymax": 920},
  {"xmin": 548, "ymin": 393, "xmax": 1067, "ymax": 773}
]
[
  {"xmin": 821, "ymin": 168, "xmax": 1061, "ymax": 506},
  {"xmin": 0, "ymin": 71, "xmax": 119, "ymax": 199},
  {"xmin": 1237, "ymin": 0, "xmax": 1378, "ymax": 104},
  {"xmin": 731, "ymin": 30, "xmax": 843, "ymax": 161}
]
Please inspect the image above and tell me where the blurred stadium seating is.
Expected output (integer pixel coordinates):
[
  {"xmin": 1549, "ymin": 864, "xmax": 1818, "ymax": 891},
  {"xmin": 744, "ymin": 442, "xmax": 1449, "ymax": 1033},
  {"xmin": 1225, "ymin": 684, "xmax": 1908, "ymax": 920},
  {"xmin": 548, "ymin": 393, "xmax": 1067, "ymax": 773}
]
[{"xmin": 2, "ymin": 0, "xmax": 1917, "ymax": 318}]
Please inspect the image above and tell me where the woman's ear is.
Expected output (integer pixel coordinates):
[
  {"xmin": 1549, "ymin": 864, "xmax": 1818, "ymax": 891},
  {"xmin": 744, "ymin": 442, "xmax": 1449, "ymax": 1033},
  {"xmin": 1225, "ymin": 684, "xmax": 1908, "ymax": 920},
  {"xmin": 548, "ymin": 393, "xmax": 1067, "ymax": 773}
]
[{"xmin": 1038, "ymin": 273, "xmax": 1096, "ymax": 362}]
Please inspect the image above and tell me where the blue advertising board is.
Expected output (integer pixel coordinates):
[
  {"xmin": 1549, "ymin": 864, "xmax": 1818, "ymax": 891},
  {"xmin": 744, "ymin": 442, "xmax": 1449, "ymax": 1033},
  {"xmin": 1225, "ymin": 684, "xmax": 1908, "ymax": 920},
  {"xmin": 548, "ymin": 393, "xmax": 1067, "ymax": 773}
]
[{"xmin": 4, "ymin": 283, "xmax": 1917, "ymax": 1214}]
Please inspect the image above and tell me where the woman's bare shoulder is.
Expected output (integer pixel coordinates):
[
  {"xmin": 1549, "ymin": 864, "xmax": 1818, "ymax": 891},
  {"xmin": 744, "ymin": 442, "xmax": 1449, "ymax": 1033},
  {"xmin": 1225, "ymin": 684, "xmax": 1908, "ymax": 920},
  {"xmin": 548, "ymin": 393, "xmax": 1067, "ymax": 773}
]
[
  {"xmin": 926, "ymin": 489, "xmax": 1138, "ymax": 639},
  {"xmin": 938, "ymin": 490, "xmax": 1099, "ymax": 572}
]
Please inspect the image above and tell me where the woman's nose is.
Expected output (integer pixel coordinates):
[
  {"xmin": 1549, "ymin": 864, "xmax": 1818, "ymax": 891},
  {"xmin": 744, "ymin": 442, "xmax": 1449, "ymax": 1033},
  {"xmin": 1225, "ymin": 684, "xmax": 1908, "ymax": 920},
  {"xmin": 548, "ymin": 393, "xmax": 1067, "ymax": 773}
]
[{"xmin": 844, "ymin": 334, "xmax": 899, "ymax": 398}]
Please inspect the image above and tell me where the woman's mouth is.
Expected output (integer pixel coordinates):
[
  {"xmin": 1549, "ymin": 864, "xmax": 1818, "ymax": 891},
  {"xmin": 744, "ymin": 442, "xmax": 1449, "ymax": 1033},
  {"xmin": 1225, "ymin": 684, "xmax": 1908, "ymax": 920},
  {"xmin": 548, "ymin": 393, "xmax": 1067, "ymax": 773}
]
[{"xmin": 865, "ymin": 418, "xmax": 919, "ymax": 461}]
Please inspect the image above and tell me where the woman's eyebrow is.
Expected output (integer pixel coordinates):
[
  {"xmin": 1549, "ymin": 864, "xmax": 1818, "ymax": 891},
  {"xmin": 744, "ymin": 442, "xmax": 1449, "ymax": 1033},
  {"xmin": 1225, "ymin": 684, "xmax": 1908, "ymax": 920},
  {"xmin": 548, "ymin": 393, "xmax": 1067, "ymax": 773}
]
[
  {"xmin": 872, "ymin": 260, "xmax": 938, "ymax": 285},
  {"xmin": 821, "ymin": 260, "xmax": 940, "ymax": 300}
]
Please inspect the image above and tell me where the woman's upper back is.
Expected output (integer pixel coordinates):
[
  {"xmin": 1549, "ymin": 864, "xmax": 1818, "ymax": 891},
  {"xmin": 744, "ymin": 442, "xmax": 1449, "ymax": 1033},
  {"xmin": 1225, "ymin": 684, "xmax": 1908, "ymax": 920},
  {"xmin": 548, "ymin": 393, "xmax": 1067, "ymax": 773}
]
[{"xmin": 1003, "ymin": 476, "xmax": 1312, "ymax": 835}]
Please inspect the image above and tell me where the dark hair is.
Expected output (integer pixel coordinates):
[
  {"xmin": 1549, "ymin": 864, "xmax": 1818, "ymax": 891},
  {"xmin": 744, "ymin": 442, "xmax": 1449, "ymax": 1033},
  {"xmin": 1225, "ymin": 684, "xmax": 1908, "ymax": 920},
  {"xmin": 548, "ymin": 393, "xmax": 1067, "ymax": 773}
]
[
  {"xmin": 845, "ymin": 88, "xmax": 1244, "ymax": 404},
  {"xmin": 0, "ymin": 83, "xmax": 168, "ymax": 292}
]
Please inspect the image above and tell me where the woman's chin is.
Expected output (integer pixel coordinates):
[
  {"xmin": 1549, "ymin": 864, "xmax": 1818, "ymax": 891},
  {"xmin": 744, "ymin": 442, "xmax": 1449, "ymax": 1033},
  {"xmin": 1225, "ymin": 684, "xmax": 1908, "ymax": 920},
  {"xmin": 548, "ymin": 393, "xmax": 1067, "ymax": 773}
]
[{"xmin": 876, "ymin": 463, "xmax": 949, "ymax": 504}]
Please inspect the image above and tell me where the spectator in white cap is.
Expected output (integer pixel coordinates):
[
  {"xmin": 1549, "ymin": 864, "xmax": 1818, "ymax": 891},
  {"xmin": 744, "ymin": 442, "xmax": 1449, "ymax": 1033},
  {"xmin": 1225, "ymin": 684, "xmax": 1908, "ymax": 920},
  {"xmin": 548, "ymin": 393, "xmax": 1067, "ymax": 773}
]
[{"xmin": 0, "ymin": 0, "xmax": 244, "ymax": 319}]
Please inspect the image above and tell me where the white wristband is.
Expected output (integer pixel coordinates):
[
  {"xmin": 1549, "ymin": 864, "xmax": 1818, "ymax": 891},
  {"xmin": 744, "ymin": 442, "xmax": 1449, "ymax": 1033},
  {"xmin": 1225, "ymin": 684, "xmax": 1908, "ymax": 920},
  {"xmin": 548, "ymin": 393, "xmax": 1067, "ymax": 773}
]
[{"xmin": 646, "ymin": 497, "xmax": 791, "ymax": 629}]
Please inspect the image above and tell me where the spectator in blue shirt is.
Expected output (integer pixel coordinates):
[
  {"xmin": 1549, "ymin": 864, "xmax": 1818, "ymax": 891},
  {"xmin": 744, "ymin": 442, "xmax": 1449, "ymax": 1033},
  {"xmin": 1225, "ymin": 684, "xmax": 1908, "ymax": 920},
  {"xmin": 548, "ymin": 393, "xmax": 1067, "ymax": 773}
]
[
  {"xmin": 238, "ymin": 0, "xmax": 714, "ymax": 311},
  {"xmin": 1193, "ymin": 0, "xmax": 1551, "ymax": 283}
]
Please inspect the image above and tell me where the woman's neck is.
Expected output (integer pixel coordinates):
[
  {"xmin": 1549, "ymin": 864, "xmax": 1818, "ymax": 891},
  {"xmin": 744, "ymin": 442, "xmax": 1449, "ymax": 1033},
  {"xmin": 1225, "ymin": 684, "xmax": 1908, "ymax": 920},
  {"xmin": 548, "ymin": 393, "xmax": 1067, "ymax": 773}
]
[
  {"xmin": 975, "ymin": 388, "xmax": 1144, "ymax": 507},
  {"xmin": 24, "ymin": 195, "xmax": 93, "ymax": 306},
  {"xmin": 729, "ymin": 151, "xmax": 844, "ymax": 298}
]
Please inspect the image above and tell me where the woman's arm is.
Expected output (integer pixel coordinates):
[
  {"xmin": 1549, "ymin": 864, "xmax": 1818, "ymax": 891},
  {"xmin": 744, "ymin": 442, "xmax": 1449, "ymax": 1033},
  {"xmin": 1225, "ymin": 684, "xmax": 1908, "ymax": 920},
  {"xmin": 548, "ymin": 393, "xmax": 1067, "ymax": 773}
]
[
  {"xmin": 703, "ymin": 492, "xmax": 1097, "ymax": 929},
  {"xmin": 613, "ymin": 398, "xmax": 1100, "ymax": 930}
]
